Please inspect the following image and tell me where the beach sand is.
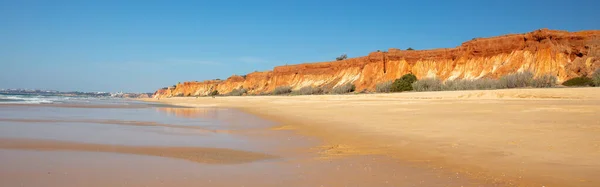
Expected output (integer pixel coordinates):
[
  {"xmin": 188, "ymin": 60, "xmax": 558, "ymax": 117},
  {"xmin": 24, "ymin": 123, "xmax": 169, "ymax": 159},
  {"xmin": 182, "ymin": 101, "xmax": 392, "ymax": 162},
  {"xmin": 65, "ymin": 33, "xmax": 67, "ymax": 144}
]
[
  {"xmin": 4, "ymin": 101, "xmax": 490, "ymax": 187},
  {"xmin": 144, "ymin": 87, "xmax": 600, "ymax": 186}
]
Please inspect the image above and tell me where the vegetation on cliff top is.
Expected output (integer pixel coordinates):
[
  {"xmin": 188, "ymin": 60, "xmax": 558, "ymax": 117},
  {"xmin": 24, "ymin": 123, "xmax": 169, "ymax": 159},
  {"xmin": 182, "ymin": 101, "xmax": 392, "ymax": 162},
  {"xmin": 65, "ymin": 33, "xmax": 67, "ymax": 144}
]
[{"xmin": 335, "ymin": 54, "xmax": 348, "ymax": 61}]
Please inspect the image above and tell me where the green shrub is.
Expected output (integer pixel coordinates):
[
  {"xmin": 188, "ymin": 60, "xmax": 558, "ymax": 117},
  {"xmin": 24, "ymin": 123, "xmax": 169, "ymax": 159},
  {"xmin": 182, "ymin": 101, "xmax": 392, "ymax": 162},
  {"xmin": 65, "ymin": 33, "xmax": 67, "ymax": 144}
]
[
  {"xmin": 391, "ymin": 73, "xmax": 417, "ymax": 92},
  {"xmin": 375, "ymin": 81, "xmax": 392, "ymax": 93},
  {"xmin": 531, "ymin": 74, "xmax": 557, "ymax": 88},
  {"xmin": 209, "ymin": 90, "xmax": 219, "ymax": 96},
  {"xmin": 227, "ymin": 88, "xmax": 247, "ymax": 96},
  {"xmin": 272, "ymin": 86, "xmax": 292, "ymax": 95},
  {"xmin": 498, "ymin": 71, "xmax": 534, "ymax": 89},
  {"xmin": 336, "ymin": 54, "xmax": 348, "ymax": 61},
  {"xmin": 331, "ymin": 83, "xmax": 356, "ymax": 94},
  {"xmin": 562, "ymin": 77, "xmax": 594, "ymax": 87},
  {"xmin": 592, "ymin": 69, "xmax": 600, "ymax": 87},
  {"xmin": 292, "ymin": 86, "xmax": 323, "ymax": 95},
  {"xmin": 412, "ymin": 78, "xmax": 443, "ymax": 92}
]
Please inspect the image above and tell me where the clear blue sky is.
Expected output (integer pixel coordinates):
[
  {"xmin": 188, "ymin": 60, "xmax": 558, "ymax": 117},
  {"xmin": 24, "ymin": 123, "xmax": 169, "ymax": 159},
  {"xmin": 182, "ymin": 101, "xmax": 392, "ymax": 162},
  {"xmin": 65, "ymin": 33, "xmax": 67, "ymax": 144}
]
[{"xmin": 1, "ymin": 0, "xmax": 599, "ymax": 92}]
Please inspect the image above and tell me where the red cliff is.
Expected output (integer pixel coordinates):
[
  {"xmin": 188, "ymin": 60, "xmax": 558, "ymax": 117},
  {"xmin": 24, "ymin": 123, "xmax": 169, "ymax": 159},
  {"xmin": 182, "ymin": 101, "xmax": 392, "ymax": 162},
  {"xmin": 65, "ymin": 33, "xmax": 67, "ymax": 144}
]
[{"xmin": 154, "ymin": 29, "xmax": 600, "ymax": 98}]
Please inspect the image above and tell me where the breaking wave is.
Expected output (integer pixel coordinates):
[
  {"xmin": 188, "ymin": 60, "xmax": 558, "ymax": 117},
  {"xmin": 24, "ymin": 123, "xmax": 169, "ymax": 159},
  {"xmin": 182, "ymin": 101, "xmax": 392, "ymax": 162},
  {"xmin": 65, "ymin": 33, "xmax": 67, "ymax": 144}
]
[{"xmin": 0, "ymin": 94, "xmax": 66, "ymax": 104}]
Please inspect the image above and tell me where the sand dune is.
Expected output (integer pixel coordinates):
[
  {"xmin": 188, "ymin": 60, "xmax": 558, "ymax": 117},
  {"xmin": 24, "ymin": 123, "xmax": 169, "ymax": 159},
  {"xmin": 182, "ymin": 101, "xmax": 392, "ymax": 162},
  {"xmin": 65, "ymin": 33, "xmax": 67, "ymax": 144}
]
[{"xmin": 144, "ymin": 87, "xmax": 600, "ymax": 186}]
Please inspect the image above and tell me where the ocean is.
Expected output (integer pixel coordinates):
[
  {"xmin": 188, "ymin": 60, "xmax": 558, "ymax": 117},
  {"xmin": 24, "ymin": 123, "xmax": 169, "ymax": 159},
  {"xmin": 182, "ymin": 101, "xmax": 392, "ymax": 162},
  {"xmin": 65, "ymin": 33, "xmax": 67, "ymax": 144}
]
[
  {"xmin": 0, "ymin": 93, "xmax": 153, "ymax": 105},
  {"xmin": 0, "ymin": 93, "xmax": 65, "ymax": 104}
]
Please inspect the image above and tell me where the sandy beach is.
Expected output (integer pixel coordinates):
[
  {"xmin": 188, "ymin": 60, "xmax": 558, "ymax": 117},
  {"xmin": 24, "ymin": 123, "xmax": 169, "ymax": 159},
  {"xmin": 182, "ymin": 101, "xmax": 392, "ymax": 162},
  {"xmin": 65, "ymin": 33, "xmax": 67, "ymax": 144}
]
[
  {"xmin": 0, "ymin": 100, "xmax": 483, "ymax": 187},
  {"xmin": 144, "ymin": 87, "xmax": 600, "ymax": 186}
]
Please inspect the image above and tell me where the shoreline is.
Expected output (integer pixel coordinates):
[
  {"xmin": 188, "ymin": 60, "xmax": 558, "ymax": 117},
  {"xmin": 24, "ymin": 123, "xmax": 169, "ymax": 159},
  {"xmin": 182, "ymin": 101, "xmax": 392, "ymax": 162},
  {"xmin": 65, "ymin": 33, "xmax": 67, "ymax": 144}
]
[{"xmin": 142, "ymin": 87, "xmax": 600, "ymax": 186}]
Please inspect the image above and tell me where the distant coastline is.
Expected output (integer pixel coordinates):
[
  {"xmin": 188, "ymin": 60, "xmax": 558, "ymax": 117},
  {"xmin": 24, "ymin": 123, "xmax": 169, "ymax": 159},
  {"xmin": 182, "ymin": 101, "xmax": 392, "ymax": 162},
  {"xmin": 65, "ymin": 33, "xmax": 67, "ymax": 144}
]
[{"xmin": 0, "ymin": 89, "xmax": 152, "ymax": 98}]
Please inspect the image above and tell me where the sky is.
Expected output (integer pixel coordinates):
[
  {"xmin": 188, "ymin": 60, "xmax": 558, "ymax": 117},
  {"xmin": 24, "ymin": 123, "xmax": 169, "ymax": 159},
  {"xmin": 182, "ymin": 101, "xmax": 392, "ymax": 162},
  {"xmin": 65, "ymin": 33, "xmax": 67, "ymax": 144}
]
[{"xmin": 1, "ymin": 0, "xmax": 599, "ymax": 92}]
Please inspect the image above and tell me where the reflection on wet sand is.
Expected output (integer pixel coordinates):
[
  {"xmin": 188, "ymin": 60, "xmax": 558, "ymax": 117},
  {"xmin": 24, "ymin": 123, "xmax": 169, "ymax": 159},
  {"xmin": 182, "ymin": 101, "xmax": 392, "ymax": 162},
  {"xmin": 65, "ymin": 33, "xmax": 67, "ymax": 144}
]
[
  {"xmin": 0, "ymin": 138, "xmax": 276, "ymax": 164},
  {"xmin": 156, "ymin": 107, "xmax": 222, "ymax": 119},
  {"xmin": 0, "ymin": 118, "xmax": 230, "ymax": 133},
  {"xmin": 156, "ymin": 107, "xmax": 276, "ymax": 130}
]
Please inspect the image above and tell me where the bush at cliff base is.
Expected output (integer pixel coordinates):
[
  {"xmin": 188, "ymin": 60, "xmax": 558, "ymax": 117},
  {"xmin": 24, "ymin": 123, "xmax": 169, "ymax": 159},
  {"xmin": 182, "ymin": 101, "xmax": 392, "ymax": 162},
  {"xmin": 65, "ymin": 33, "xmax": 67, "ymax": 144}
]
[
  {"xmin": 498, "ymin": 71, "xmax": 534, "ymax": 89},
  {"xmin": 443, "ymin": 78, "xmax": 498, "ymax": 90},
  {"xmin": 209, "ymin": 90, "xmax": 219, "ymax": 96},
  {"xmin": 562, "ymin": 77, "xmax": 594, "ymax": 87},
  {"xmin": 272, "ymin": 86, "xmax": 292, "ymax": 95},
  {"xmin": 376, "ymin": 81, "xmax": 392, "ymax": 93},
  {"xmin": 391, "ymin": 74, "xmax": 417, "ymax": 92},
  {"xmin": 227, "ymin": 88, "xmax": 247, "ymax": 96},
  {"xmin": 292, "ymin": 86, "xmax": 323, "ymax": 95},
  {"xmin": 330, "ymin": 83, "xmax": 356, "ymax": 94},
  {"xmin": 412, "ymin": 78, "xmax": 443, "ymax": 92},
  {"xmin": 531, "ymin": 74, "xmax": 557, "ymax": 88},
  {"xmin": 592, "ymin": 69, "xmax": 600, "ymax": 87}
]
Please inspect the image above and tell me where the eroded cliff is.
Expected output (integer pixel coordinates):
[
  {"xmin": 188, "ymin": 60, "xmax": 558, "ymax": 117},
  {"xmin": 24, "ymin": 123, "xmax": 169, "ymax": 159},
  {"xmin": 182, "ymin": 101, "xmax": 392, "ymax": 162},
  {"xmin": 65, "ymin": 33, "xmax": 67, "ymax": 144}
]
[{"xmin": 154, "ymin": 29, "xmax": 600, "ymax": 98}]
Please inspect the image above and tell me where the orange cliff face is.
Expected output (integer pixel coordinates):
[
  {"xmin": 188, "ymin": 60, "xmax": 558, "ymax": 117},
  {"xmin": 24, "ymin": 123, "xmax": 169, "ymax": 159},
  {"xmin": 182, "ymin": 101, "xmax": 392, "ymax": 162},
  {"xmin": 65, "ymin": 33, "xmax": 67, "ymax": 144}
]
[{"xmin": 153, "ymin": 29, "xmax": 600, "ymax": 98}]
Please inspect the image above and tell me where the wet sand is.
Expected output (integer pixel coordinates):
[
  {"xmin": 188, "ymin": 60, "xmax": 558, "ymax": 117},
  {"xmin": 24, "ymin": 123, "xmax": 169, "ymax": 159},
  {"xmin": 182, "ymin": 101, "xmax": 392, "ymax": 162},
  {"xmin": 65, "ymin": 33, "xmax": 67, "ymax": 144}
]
[
  {"xmin": 0, "ymin": 138, "xmax": 275, "ymax": 164},
  {"xmin": 0, "ymin": 106, "xmax": 286, "ymax": 151},
  {"xmin": 0, "ymin": 118, "xmax": 230, "ymax": 133},
  {"xmin": 146, "ymin": 87, "xmax": 600, "ymax": 187},
  {"xmin": 0, "ymin": 97, "xmax": 487, "ymax": 186},
  {"xmin": 0, "ymin": 149, "xmax": 487, "ymax": 187}
]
